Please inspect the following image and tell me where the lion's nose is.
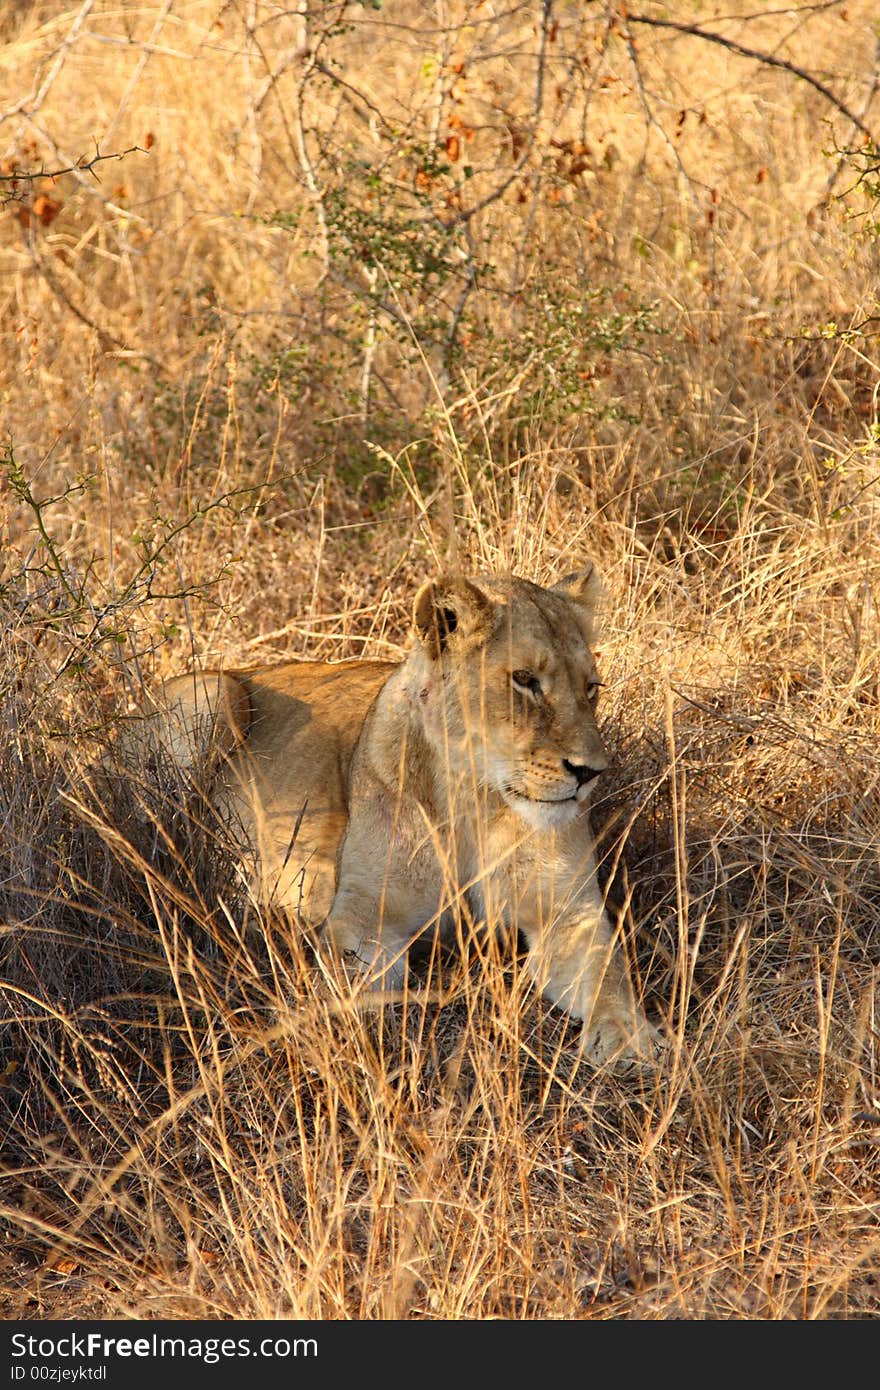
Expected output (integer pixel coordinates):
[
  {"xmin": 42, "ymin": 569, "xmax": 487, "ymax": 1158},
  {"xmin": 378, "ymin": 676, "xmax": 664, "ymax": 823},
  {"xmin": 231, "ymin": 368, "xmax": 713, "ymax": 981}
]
[{"xmin": 562, "ymin": 758, "xmax": 602, "ymax": 787}]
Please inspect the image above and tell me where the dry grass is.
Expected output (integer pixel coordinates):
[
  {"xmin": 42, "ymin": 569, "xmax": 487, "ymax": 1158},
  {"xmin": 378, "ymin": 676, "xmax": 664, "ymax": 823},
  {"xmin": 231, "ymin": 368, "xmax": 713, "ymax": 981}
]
[{"xmin": 1, "ymin": 0, "xmax": 879, "ymax": 1320}]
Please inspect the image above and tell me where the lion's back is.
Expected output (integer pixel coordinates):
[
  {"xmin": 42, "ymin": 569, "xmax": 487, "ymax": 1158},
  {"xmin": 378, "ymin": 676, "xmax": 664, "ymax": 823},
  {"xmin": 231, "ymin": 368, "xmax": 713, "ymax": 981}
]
[{"xmin": 239, "ymin": 657, "xmax": 396, "ymax": 756}]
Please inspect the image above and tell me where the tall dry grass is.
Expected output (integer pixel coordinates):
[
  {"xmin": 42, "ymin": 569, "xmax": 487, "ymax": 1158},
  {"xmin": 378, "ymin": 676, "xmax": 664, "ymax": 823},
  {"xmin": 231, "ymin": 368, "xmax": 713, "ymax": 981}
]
[{"xmin": 1, "ymin": 0, "xmax": 879, "ymax": 1318}]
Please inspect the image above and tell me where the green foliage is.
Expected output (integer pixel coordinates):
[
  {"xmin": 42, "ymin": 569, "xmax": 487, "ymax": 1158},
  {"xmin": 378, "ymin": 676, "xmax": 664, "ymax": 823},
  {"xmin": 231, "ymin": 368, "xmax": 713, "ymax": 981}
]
[
  {"xmin": 461, "ymin": 280, "xmax": 661, "ymax": 429},
  {"xmin": 835, "ymin": 136, "xmax": 880, "ymax": 236},
  {"xmin": 270, "ymin": 131, "xmax": 661, "ymax": 471}
]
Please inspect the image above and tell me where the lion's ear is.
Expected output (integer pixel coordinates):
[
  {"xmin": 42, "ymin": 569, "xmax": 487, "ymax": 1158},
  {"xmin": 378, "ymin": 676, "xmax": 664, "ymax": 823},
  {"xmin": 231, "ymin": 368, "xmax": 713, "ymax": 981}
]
[
  {"xmin": 552, "ymin": 564, "xmax": 604, "ymax": 614},
  {"xmin": 413, "ymin": 576, "xmax": 493, "ymax": 659}
]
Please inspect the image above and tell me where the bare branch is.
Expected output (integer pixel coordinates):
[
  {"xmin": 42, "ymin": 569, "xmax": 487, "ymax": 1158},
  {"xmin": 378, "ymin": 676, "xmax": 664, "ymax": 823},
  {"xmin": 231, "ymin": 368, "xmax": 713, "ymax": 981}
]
[
  {"xmin": 23, "ymin": 222, "xmax": 166, "ymax": 373},
  {"xmin": 0, "ymin": 0, "xmax": 96, "ymax": 121},
  {"xmin": 823, "ymin": 35, "xmax": 880, "ymax": 198},
  {"xmin": 626, "ymin": 10, "xmax": 878, "ymax": 145},
  {"xmin": 618, "ymin": 14, "xmax": 699, "ymax": 209},
  {"xmin": 440, "ymin": 0, "xmax": 556, "ymax": 229},
  {"xmin": 0, "ymin": 144, "xmax": 151, "ymax": 204}
]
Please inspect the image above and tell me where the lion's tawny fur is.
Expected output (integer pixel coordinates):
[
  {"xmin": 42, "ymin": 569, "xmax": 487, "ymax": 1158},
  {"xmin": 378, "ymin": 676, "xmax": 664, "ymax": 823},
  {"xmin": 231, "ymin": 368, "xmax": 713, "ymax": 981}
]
[{"xmin": 151, "ymin": 570, "xmax": 660, "ymax": 1069}]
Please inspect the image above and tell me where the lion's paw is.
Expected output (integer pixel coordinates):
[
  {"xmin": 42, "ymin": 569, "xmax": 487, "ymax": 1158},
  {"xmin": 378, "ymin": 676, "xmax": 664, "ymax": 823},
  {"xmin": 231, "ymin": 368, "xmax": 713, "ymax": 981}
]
[
  {"xmin": 580, "ymin": 1013, "xmax": 666, "ymax": 1076},
  {"xmin": 341, "ymin": 946, "xmax": 409, "ymax": 996}
]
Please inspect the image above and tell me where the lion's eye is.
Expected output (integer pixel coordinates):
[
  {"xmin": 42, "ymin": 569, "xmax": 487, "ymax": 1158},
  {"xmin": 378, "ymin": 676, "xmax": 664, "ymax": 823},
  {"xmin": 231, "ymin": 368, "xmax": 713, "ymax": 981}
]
[
  {"xmin": 586, "ymin": 680, "xmax": 601, "ymax": 701},
  {"xmin": 512, "ymin": 669, "xmax": 542, "ymax": 697}
]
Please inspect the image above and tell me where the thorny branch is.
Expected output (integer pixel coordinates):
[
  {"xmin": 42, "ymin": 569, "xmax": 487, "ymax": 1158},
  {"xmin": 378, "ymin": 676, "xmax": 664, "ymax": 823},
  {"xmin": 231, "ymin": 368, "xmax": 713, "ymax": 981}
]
[{"xmin": 0, "ymin": 144, "xmax": 151, "ymax": 205}]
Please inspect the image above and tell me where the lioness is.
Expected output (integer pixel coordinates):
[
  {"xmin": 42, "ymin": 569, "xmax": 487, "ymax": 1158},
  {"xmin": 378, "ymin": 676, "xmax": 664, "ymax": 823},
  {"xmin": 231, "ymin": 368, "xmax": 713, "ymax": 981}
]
[{"xmin": 150, "ymin": 568, "xmax": 661, "ymax": 1069}]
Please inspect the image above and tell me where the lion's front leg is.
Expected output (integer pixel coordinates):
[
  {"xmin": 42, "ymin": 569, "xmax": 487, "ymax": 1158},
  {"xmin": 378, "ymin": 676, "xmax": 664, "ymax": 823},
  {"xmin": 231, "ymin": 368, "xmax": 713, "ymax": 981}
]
[
  {"xmin": 519, "ymin": 905, "xmax": 662, "ymax": 1072},
  {"xmin": 321, "ymin": 810, "xmax": 442, "ymax": 994}
]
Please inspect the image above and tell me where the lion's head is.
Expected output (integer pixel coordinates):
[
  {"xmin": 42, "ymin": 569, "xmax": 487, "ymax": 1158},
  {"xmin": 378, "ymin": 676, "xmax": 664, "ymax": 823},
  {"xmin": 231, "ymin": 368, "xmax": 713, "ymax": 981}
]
[{"xmin": 407, "ymin": 568, "xmax": 608, "ymax": 830}]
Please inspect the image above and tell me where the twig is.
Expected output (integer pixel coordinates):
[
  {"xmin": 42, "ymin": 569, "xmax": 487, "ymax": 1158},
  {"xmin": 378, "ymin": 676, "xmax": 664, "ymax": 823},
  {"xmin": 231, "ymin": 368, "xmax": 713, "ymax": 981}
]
[
  {"xmin": 626, "ymin": 11, "xmax": 878, "ymax": 145},
  {"xmin": 670, "ymin": 687, "xmax": 759, "ymax": 734},
  {"xmin": 0, "ymin": 0, "xmax": 96, "ymax": 120},
  {"xmin": 102, "ymin": 0, "xmax": 175, "ymax": 146},
  {"xmin": 618, "ymin": 10, "xmax": 699, "ymax": 211},
  {"xmin": 440, "ymin": 0, "xmax": 556, "ymax": 229},
  {"xmin": 823, "ymin": 35, "xmax": 880, "ymax": 199},
  {"xmin": 310, "ymin": 59, "xmax": 397, "ymax": 136},
  {"xmin": 25, "ymin": 225, "xmax": 166, "ymax": 373},
  {"xmin": 289, "ymin": 10, "xmax": 331, "ymax": 277},
  {"xmin": 0, "ymin": 145, "xmax": 150, "ymax": 204}
]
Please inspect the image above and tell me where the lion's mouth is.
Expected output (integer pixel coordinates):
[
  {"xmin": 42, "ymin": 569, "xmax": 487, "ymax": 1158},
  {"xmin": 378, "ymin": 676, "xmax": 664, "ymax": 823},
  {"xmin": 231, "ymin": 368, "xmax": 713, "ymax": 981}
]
[
  {"xmin": 500, "ymin": 784, "xmax": 586, "ymax": 829},
  {"xmin": 503, "ymin": 786, "xmax": 579, "ymax": 806}
]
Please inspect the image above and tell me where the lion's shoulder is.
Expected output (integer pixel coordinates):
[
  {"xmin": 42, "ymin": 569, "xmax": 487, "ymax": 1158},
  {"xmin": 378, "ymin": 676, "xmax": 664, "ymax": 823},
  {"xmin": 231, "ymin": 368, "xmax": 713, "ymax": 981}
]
[{"xmin": 234, "ymin": 656, "xmax": 398, "ymax": 757}]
